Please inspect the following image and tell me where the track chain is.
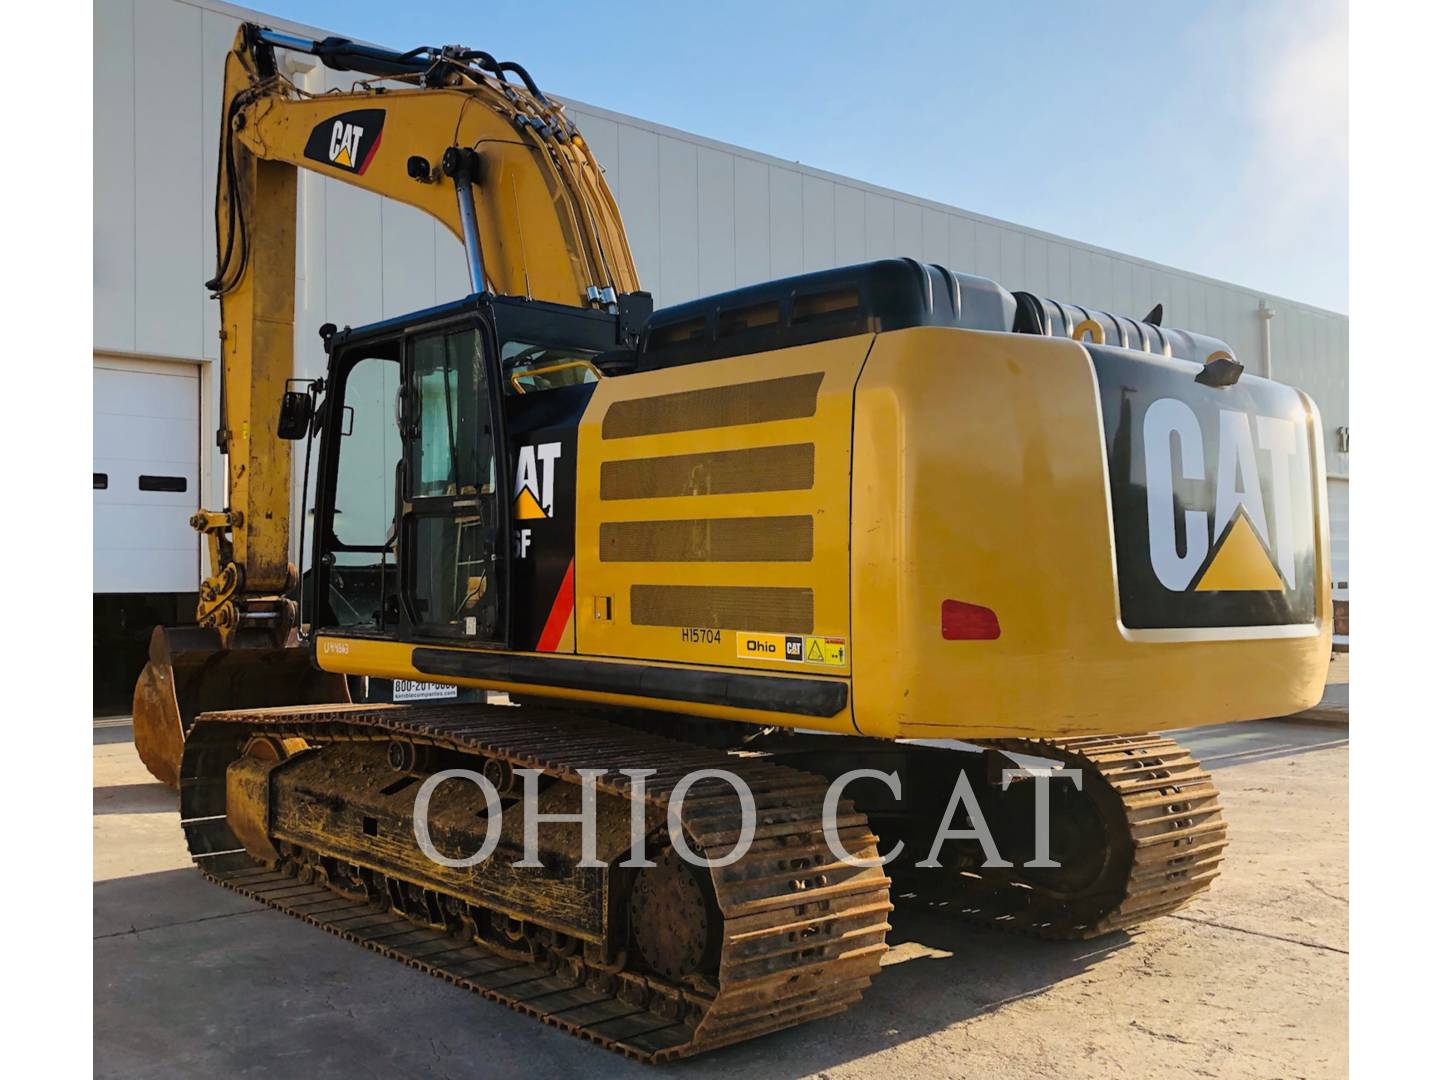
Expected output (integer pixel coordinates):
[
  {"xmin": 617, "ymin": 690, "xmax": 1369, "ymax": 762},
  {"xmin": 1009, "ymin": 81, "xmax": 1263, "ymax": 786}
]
[
  {"xmin": 180, "ymin": 702, "xmax": 892, "ymax": 1062},
  {"xmin": 901, "ymin": 732, "xmax": 1227, "ymax": 939}
]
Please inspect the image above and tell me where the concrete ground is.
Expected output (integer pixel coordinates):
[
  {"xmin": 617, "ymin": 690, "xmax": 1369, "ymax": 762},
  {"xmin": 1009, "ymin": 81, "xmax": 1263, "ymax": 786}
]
[{"xmin": 95, "ymin": 714, "xmax": 1348, "ymax": 1079}]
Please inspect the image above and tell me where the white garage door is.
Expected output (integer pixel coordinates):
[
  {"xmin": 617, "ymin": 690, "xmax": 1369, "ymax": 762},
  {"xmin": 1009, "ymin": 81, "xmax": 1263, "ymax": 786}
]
[{"xmin": 93, "ymin": 358, "xmax": 200, "ymax": 593}]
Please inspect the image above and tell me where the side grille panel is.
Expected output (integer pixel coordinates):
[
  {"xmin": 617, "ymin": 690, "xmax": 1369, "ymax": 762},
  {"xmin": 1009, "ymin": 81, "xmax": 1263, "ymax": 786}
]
[
  {"xmin": 630, "ymin": 585, "xmax": 815, "ymax": 634},
  {"xmin": 577, "ymin": 335, "xmax": 873, "ymax": 672},
  {"xmin": 601, "ymin": 516, "xmax": 813, "ymax": 563},
  {"xmin": 600, "ymin": 444, "xmax": 815, "ymax": 501},
  {"xmin": 601, "ymin": 373, "xmax": 823, "ymax": 439}
]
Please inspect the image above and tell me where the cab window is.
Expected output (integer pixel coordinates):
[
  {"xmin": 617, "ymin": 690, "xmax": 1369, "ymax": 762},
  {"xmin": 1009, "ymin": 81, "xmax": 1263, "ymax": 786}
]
[
  {"xmin": 404, "ymin": 325, "xmax": 504, "ymax": 642},
  {"xmin": 412, "ymin": 329, "xmax": 495, "ymax": 498},
  {"xmin": 501, "ymin": 340, "xmax": 599, "ymax": 395},
  {"xmin": 321, "ymin": 346, "xmax": 402, "ymax": 631}
]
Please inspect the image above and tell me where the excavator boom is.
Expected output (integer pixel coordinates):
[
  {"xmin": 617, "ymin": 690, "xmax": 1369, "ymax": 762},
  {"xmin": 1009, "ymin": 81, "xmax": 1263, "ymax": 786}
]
[{"xmin": 133, "ymin": 23, "xmax": 640, "ymax": 787}]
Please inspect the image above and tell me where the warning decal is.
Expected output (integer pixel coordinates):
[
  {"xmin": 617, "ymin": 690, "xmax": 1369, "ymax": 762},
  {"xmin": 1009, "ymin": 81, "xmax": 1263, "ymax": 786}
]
[{"xmin": 736, "ymin": 633, "xmax": 847, "ymax": 667}]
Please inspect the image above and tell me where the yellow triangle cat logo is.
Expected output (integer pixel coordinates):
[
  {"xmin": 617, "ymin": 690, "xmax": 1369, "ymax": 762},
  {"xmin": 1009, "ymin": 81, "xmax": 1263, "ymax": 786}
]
[
  {"xmin": 1192, "ymin": 511, "xmax": 1284, "ymax": 592},
  {"xmin": 513, "ymin": 485, "xmax": 547, "ymax": 520},
  {"xmin": 333, "ymin": 143, "xmax": 353, "ymax": 168}
]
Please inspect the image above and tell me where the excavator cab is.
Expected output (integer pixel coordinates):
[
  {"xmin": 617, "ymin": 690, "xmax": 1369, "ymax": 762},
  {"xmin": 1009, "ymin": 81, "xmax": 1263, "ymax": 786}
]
[
  {"xmin": 134, "ymin": 294, "xmax": 630, "ymax": 788},
  {"xmin": 303, "ymin": 294, "xmax": 625, "ymax": 653}
]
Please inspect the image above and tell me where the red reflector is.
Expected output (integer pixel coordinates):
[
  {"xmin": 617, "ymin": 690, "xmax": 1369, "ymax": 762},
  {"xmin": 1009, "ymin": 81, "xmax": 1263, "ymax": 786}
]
[{"xmin": 941, "ymin": 600, "xmax": 1001, "ymax": 640}]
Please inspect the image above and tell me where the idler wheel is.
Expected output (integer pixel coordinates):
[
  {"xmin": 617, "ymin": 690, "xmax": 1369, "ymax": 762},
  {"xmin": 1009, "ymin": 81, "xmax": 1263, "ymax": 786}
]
[{"xmin": 629, "ymin": 848, "xmax": 714, "ymax": 981}]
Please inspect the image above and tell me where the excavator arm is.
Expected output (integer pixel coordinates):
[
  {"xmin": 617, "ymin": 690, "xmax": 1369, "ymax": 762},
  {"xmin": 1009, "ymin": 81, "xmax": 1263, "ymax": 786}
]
[{"xmin": 132, "ymin": 23, "xmax": 640, "ymax": 786}]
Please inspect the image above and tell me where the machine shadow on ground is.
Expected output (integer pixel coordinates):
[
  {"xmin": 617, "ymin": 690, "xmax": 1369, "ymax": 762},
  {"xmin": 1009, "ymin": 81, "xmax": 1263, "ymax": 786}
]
[
  {"xmin": 680, "ymin": 911, "xmax": 1134, "ymax": 1080},
  {"xmin": 94, "ymin": 867, "xmax": 1131, "ymax": 1077}
]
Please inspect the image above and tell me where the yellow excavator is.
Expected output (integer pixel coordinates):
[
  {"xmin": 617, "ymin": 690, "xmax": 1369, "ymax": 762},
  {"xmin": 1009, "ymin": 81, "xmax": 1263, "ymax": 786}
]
[{"xmin": 132, "ymin": 23, "xmax": 1331, "ymax": 1062}]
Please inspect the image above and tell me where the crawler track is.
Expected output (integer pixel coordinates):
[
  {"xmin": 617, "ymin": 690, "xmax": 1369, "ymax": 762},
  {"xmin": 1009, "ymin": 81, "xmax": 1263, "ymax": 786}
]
[
  {"xmin": 180, "ymin": 702, "xmax": 892, "ymax": 1062},
  {"xmin": 899, "ymin": 732, "xmax": 1227, "ymax": 939}
]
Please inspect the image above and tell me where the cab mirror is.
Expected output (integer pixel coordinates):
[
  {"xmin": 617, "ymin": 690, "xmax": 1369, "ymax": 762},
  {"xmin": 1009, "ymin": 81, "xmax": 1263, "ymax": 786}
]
[{"xmin": 278, "ymin": 390, "xmax": 314, "ymax": 440}]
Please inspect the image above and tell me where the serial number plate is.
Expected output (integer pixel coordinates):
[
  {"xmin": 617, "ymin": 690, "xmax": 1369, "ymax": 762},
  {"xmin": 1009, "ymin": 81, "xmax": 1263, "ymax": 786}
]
[{"xmin": 391, "ymin": 679, "xmax": 459, "ymax": 702}]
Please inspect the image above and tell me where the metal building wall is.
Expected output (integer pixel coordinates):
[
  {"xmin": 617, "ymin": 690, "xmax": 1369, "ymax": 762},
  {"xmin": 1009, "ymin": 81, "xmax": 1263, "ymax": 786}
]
[
  {"xmin": 93, "ymin": 0, "xmax": 1349, "ymax": 586},
  {"xmin": 563, "ymin": 99, "xmax": 1349, "ymax": 476}
]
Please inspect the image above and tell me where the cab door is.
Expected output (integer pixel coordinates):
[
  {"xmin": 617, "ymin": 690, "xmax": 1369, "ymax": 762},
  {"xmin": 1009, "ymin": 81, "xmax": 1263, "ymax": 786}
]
[{"xmin": 400, "ymin": 316, "xmax": 510, "ymax": 645}]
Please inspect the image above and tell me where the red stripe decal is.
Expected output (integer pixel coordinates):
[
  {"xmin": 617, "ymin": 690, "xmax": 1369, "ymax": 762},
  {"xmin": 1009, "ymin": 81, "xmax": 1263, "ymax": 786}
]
[
  {"xmin": 357, "ymin": 129, "xmax": 384, "ymax": 175},
  {"xmin": 536, "ymin": 560, "xmax": 575, "ymax": 652}
]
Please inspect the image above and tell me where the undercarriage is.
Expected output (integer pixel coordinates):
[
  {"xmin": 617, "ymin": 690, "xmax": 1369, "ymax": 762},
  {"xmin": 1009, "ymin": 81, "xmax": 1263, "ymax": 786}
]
[{"xmin": 182, "ymin": 701, "xmax": 1224, "ymax": 1061}]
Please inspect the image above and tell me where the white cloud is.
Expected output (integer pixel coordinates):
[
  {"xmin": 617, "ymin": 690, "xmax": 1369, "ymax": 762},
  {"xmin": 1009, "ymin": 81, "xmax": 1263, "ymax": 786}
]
[{"xmin": 1241, "ymin": 0, "xmax": 1349, "ymax": 256}]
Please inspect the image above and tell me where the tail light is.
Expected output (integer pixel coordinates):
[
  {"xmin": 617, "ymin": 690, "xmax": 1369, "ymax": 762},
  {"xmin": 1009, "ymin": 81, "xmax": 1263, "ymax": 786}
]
[{"xmin": 941, "ymin": 600, "xmax": 1000, "ymax": 641}]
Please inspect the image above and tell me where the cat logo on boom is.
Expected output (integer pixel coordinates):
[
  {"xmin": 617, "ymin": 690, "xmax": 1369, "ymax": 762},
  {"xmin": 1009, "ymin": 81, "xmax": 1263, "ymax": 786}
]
[{"xmin": 302, "ymin": 109, "xmax": 386, "ymax": 176}]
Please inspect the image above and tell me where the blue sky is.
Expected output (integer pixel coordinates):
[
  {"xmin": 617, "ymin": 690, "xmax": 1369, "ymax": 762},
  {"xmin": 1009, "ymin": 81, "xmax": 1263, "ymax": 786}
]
[{"xmin": 275, "ymin": 0, "xmax": 1348, "ymax": 312}]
